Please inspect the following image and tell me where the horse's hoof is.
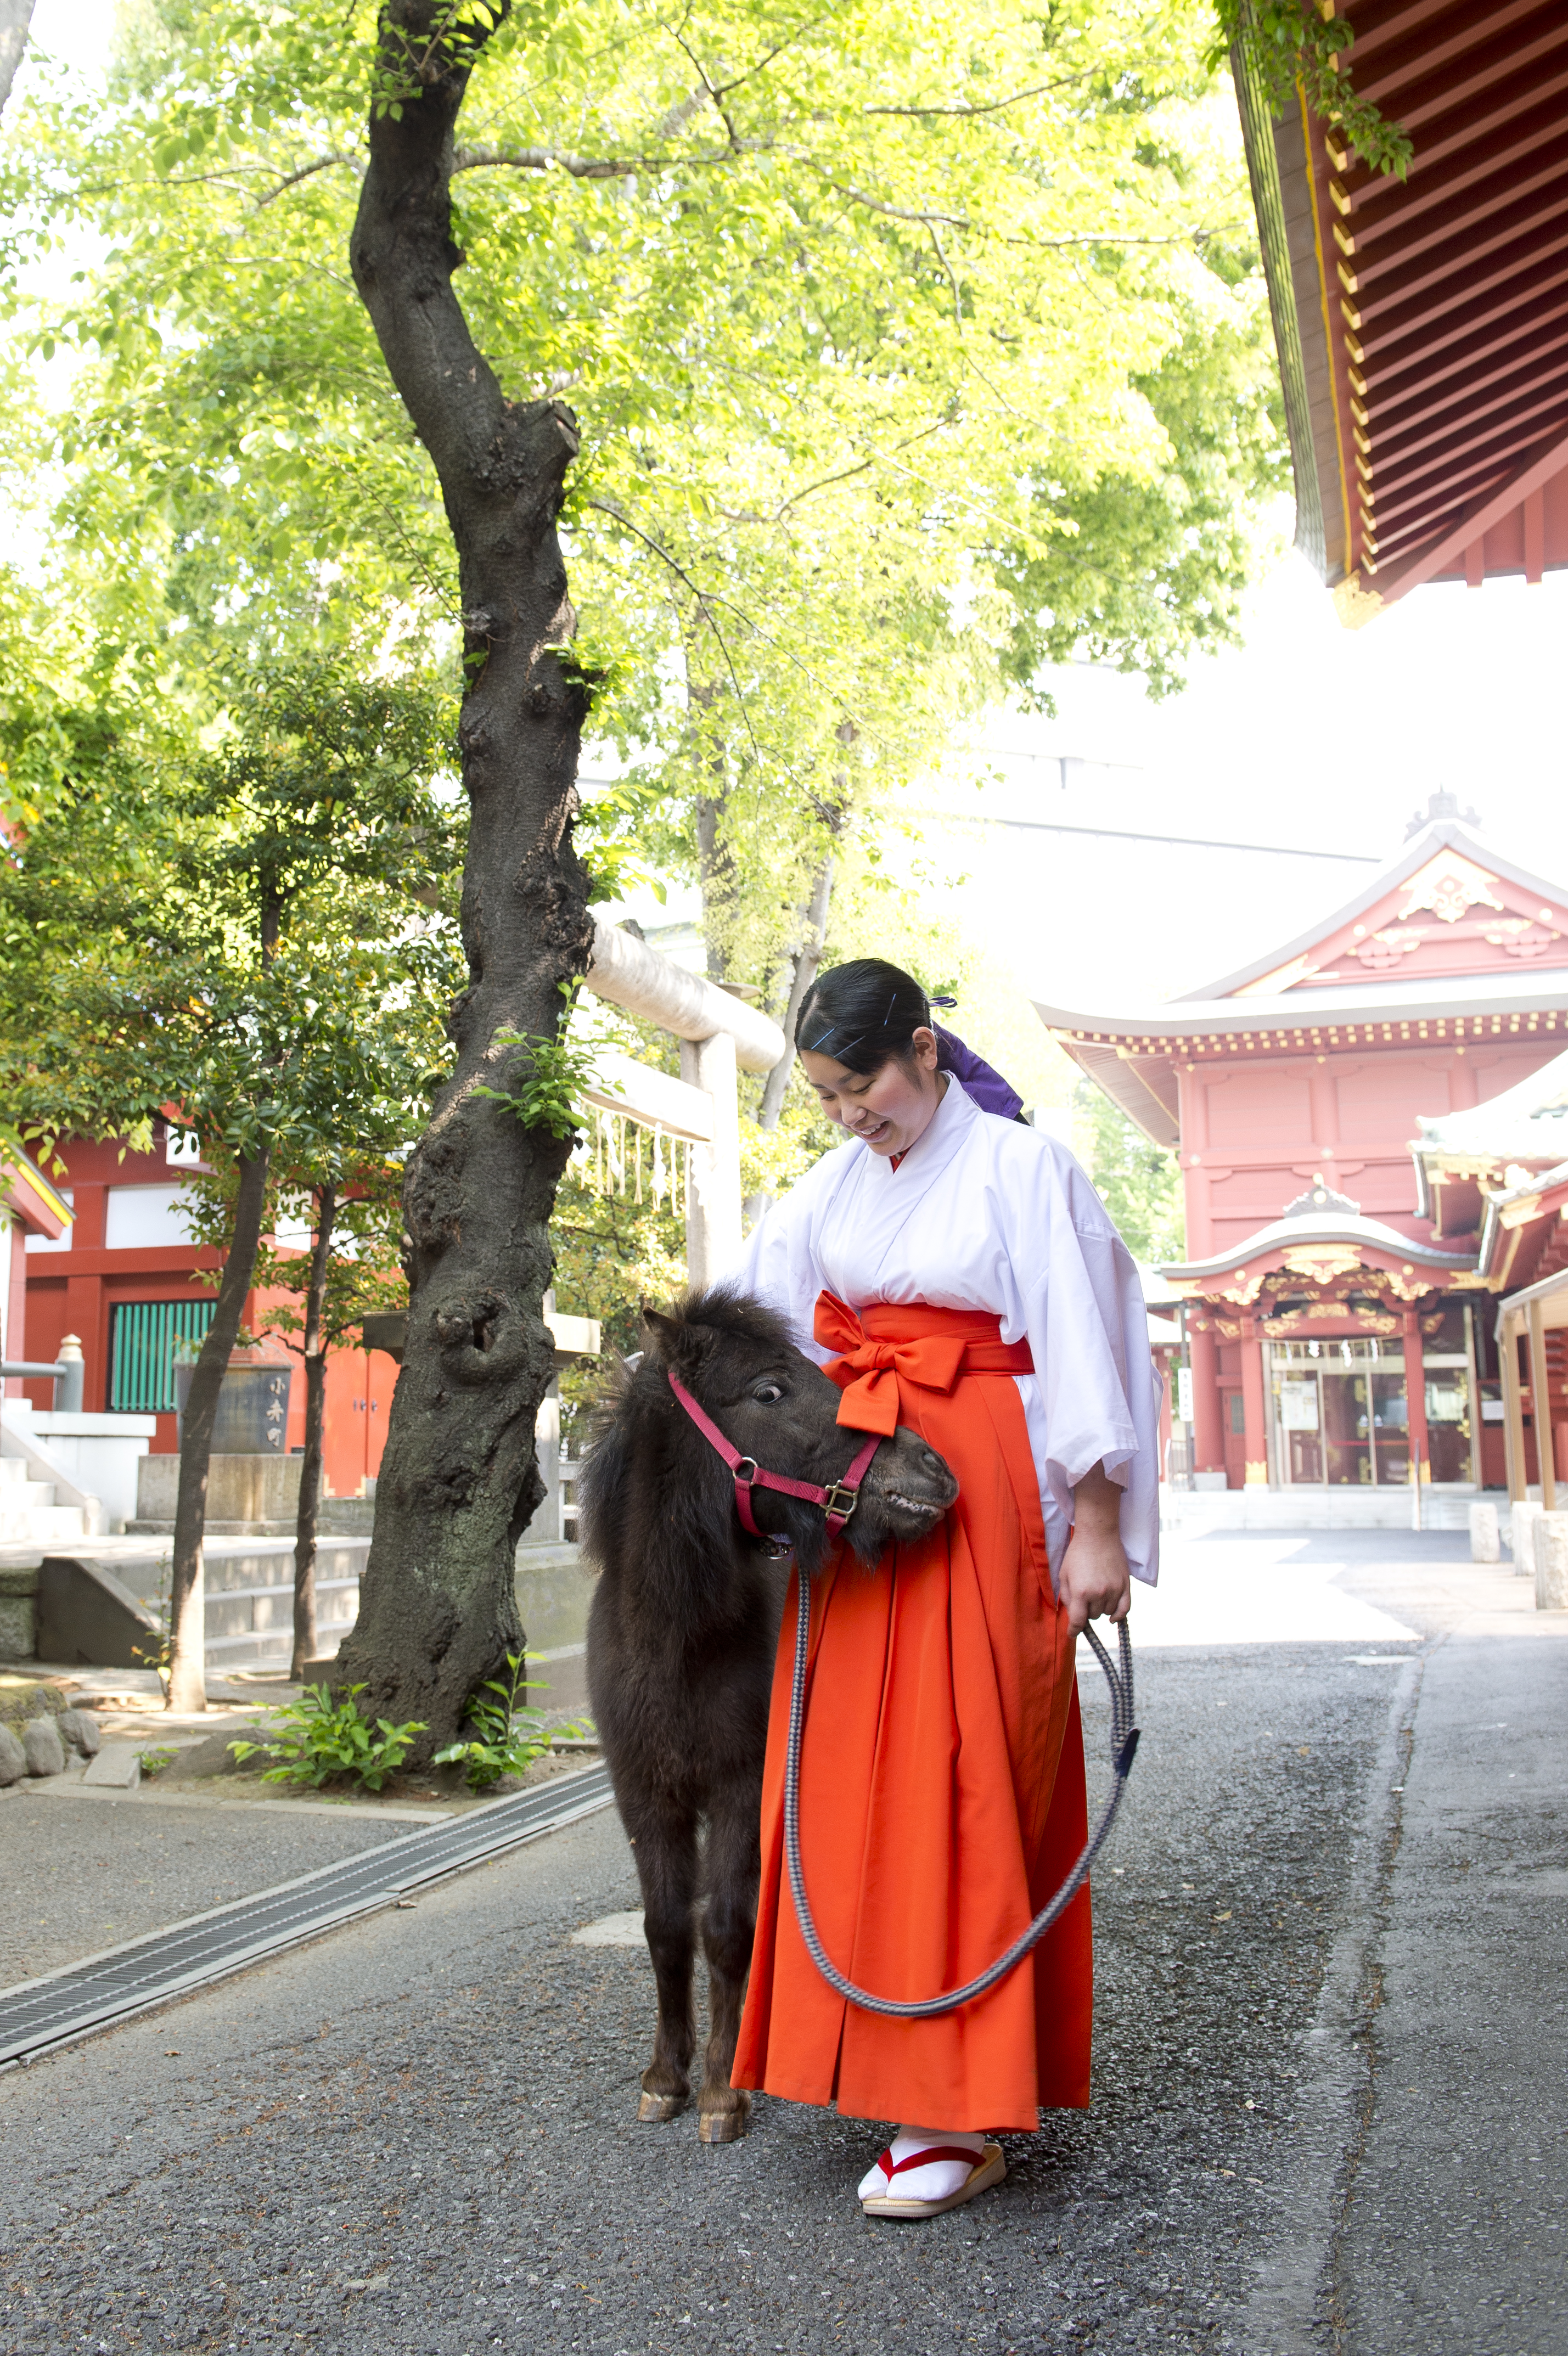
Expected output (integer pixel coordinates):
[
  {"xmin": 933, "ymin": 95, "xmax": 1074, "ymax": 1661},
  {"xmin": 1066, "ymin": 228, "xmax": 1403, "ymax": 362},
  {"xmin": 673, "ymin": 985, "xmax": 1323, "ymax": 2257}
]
[
  {"xmin": 637, "ymin": 2092, "xmax": 688, "ymax": 2123},
  {"xmin": 698, "ymin": 2108, "xmax": 749, "ymax": 2144}
]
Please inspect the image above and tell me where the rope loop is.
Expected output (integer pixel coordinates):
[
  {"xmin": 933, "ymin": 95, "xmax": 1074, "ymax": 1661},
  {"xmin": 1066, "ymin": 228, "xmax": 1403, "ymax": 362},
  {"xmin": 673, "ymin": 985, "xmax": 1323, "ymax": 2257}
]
[{"xmin": 783, "ymin": 1562, "xmax": 1138, "ymax": 2019}]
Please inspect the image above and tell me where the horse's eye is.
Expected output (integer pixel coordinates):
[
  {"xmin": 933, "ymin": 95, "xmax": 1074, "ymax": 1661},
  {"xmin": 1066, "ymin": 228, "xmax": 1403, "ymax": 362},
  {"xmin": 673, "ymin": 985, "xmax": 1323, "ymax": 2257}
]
[{"xmin": 752, "ymin": 1381, "xmax": 784, "ymax": 1404}]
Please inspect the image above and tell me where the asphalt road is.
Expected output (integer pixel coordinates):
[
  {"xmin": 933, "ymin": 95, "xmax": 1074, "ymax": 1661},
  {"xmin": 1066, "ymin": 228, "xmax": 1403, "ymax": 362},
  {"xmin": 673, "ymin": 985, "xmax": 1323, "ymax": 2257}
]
[
  {"xmin": 0, "ymin": 1795, "xmax": 412, "ymax": 1983},
  {"xmin": 1, "ymin": 1532, "xmax": 1562, "ymax": 2356}
]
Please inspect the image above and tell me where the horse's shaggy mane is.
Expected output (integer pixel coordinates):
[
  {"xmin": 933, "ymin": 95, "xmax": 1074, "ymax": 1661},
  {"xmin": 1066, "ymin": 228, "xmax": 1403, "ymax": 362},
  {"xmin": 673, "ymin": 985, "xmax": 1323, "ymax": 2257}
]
[
  {"xmin": 581, "ymin": 1287, "xmax": 798, "ymax": 1446},
  {"xmin": 579, "ymin": 1285, "xmax": 840, "ymax": 1576},
  {"xmin": 644, "ymin": 1284, "xmax": 800, "ymax": 1358}
]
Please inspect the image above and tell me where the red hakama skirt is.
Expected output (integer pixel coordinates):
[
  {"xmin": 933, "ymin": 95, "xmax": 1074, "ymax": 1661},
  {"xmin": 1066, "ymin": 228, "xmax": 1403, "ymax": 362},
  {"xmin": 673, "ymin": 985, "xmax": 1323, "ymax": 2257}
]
[{"xmin": 732, "ymin": 1294, "xmax": 1093, "ymax": 2130}]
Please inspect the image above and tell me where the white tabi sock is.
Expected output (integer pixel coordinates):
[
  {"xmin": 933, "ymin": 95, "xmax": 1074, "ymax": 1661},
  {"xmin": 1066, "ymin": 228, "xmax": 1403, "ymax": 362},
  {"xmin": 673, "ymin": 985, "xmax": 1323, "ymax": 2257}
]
[{"xmin": 857, "ymin": 2125, "xmax": 987, "ymax": 2205}]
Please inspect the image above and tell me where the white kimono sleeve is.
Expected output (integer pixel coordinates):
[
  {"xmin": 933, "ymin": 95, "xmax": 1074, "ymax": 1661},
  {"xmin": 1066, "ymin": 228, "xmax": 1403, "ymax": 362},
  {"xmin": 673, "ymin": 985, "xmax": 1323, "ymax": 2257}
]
[
  {"xmin": 1009, "ymin": 1140, "xmax": 1162, "ymax": 1588},
  {"xmin": 722, "ymin": 1144, "xmax": 852, "ymax": 1363}
]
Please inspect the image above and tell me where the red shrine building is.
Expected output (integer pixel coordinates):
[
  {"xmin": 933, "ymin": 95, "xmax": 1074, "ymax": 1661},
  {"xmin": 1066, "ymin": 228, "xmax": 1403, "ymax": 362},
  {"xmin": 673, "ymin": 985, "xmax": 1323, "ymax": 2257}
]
[
  {"xmin": 1038, "ymin": 801, "xmax": 1568, "ymax": 1511},
  {"xmin": 2, "ymin": 1132, "xmax": 394, "ymax": 1501}
]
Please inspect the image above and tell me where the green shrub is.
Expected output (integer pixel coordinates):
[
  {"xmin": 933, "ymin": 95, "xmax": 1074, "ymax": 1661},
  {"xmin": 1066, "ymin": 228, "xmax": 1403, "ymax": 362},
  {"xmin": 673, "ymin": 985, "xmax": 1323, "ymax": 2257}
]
[
  {"xmin": 434, "ymin": 1653, "xmax": 580, "ymax": 1792},
  {"xmin": 228, "ymin": 1683, "xmax": 426, "ymax": 1792}
]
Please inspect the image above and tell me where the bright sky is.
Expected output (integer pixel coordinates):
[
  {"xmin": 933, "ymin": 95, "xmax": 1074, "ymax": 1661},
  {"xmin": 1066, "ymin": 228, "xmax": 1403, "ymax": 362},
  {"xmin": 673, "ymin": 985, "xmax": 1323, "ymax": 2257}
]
[{"xmin": 898, "ymin": 544, "xmax": 1568, "ymax": 1014}]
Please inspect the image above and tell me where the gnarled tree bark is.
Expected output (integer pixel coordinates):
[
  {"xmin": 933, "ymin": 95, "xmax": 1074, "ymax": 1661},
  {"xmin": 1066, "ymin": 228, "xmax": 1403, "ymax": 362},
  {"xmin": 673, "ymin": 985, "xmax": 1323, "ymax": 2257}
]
[
  {"xmin": 336, "ymin": 0, "xmax": 593, "ymax": 1750},
  {"xmin": 289, "ymin": 1182, "xmax": 335, "ymax": 1682},
  {"xmin": 167, "ymin": 1148, "xmax": 271, "ymax": 1713},
  {"xmin": 0, "ymin": 0, "xmax": 35, "ymax": 120}
]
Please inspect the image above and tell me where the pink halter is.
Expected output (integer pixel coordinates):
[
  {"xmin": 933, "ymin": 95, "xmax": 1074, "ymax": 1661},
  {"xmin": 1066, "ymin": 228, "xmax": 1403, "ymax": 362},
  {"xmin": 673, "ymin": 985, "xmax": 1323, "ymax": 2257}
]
[{"xmin": 666, "ymin": 1370, "xmax": 883, "ymax": 1541}]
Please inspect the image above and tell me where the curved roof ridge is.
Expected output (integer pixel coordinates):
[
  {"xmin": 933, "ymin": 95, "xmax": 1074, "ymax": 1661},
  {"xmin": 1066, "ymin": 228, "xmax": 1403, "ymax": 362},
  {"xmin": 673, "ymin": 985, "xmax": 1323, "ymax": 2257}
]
[
  {"xmin": 1173, "ymin": 820, "xmax": 1568, "ymax": 1003},
  {"xmin": 1160, "ymin": 1209, "xmax": 1475, "ymax": 1283}
]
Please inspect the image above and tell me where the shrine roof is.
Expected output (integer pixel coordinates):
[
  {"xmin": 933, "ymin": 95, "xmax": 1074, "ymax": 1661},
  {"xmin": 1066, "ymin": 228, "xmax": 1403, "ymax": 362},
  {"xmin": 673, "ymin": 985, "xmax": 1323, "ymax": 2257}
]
[
  {"xmin": 1037, "ymin": 963, "xmax": 1568, "ymax": 1048},
  {"xmin": 1039, "ymin": 814, "xmax": 1568, "ymax": 1049},
  {"xmin": 1161, "ymin": 1210, "xmax": 1475, "ymax": 1286},
  {"xmin": 1477, "ymin": 1157, "xmax": 1568, "ymax": 1280},
  {"xmin": 1182, "ymin": 818, "xmax": 1568, "ymax": 999},
  {"xmin": 0, "ymin": 1146, "xmax": 72, "ymax": 1240},
  {"xmin": 1414, "ymin": 1045, "xmax": 1568, "ymax": 1163},
  {"xmin": 1235, "ymin": 0, "xmax": 1568, "ymax": 618}
]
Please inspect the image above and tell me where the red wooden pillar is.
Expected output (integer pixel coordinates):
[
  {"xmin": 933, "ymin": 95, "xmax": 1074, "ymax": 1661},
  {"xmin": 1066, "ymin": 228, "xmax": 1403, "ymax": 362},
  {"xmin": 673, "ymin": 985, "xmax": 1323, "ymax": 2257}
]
[
  {"xmin": 1402, "ymin": 1308, "xmax": 1429, "ymax": 1499},
  {"xmin": 1240, "ymin": 1313, "xmax": 1268, "ymax": 1486},
  {"xmin": 1189, "ymin": 1315, "xmax": 1224, "ymax": 1476}
]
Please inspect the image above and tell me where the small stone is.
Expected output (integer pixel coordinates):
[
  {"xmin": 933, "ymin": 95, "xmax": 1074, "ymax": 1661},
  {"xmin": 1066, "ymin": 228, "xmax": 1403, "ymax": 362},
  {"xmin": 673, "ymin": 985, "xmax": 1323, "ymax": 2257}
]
[
  {"xmin": 1534, "ymin": 1511, "xmax": 1568, "ymax": 1611},
  {"xmin": 1509, "ymin": 1500, "xmax": 1543, "ymax": 1577},
  {"xmin": 82, "ymin": 1741, "xmax": 141, "ymax": 1789},
  {"xmin": 1468, "ymin": 1500, "xmax": 1499, "ymax": 1565},
  {"xmin": 57, "ymin": 1707, "xmax": 102, "ymax": 1758},
  {"xmin": 24, "ymin": 1716, "xmax": 66, "ymax": 1777},
  {"xmin": 0, "ymin": 1723, "xmax": 25, "ymax": 1785}
]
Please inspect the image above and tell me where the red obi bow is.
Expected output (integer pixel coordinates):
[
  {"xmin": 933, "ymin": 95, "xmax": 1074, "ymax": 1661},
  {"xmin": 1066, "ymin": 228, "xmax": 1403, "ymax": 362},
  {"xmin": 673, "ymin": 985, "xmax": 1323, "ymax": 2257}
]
[{"xmin": 813, "ymin": 1294, "xmax": 1033, "ymax": 1438}]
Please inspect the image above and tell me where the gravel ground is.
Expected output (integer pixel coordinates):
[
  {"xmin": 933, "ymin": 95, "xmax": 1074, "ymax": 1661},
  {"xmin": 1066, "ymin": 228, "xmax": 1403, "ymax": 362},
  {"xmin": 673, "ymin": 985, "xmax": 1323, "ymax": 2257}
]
[
  {"xmin": 0, "ymin": 1534, "xmax": 1560, "ymax": 2356},
  {"xmin": 0, "ymin": 1797, "xmax": 411, "ymax": 1983}
]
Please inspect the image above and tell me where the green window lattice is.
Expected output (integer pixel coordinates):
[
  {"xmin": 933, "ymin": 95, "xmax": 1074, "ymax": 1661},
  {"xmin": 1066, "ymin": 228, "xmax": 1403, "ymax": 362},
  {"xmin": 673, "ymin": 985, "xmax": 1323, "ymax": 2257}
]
[{"xmin": 109, "ymin": 1300, "xmax": 216, "ymax": 1414}]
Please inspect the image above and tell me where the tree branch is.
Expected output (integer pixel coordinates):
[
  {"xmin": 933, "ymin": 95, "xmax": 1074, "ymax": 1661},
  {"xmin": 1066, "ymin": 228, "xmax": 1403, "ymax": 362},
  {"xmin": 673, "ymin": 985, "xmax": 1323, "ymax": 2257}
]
[
  {"xmin": 257, "ymin": 152, "xmax": 352, "ymax": 207},
  {"xmin": 582, "ymin": 498, "xmax": 888, "ymax": 750},
  {"xmin": 350, "ymin": 0, "xmax": 578, "ymax": 511},
  {"xmin": 584, "ymin": 498, "xmax": 761, "ymax": 767},
  {"xmin": 864, "ymin": 74, "xmax": 1090, "ymax": 119},
  {"xmin": 927, "ymin": 224, "xmax": 963, "ymax": 327}
]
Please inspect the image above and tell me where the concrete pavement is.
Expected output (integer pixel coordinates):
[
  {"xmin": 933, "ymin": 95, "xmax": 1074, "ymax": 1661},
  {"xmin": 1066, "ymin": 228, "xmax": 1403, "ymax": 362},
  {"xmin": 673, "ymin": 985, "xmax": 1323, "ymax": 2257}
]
[{"xmin": 1, "ymin": 1530, "xmax": 1562, "ymax": 2355}]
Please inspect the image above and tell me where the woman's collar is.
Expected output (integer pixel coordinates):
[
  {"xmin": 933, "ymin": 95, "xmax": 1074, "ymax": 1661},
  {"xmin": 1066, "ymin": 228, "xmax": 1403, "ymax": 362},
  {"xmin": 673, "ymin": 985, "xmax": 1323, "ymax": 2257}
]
[{"xmin": 878, "ymin": 1065, "xmax": 976, "ymax": 1173}]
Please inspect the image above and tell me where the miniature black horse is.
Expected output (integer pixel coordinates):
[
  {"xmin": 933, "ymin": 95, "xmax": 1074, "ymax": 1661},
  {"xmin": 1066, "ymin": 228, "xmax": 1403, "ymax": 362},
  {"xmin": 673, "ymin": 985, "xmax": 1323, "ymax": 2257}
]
[{"xmin": 581, "ymin": 1287, "xmax": 958, "ymax": 2142}]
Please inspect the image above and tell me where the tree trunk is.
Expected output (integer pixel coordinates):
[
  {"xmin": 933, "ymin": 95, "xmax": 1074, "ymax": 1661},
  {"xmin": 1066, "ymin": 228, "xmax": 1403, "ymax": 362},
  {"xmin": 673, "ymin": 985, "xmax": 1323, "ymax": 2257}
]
[
  {"xmin": 336, "ymin": 0, "xmax": 593, "ymax": 1751},
  {"xmin": 290, "ymin": 1182, "xmax": 335, "ymax": 1682},
  {"xmin": 694, "ymin": 786, "xmax": 731, "ymax": 981},
  {"xmin": 0, "ymin": 0, "xmax": 35, "ymax": 120},
  {"xmin": 742, "ymin": 854, "xmax": 833, "ymax": 1231},
  {"xmin": 166, "ymin": 1150, "xmax": 271, "ymax": 1713},
  {"xmin": 758, "ymin": 853, "xmax": 834, "ymax": 1131}
]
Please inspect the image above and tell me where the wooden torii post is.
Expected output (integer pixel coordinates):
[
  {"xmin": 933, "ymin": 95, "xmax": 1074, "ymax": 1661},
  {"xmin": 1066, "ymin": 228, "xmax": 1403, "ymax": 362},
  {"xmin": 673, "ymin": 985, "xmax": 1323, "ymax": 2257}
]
[{"xmin": 580, "ymin": 915, "xmax": 786, "ymax": 1285}]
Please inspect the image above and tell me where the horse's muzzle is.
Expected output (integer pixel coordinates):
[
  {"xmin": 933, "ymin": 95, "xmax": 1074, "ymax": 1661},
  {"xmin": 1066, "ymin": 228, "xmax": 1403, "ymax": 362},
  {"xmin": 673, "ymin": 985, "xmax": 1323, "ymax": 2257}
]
[{"xmin": 864, "ymin": 1435, "xmax": 958, "ymax": 1538}]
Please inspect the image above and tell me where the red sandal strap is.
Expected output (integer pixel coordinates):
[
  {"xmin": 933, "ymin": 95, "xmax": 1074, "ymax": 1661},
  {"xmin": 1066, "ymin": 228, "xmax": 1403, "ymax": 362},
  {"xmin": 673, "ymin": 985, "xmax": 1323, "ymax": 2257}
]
[{"xmin": 878, "ymin": 2143, "xmax": 986, "ymax": 2182}]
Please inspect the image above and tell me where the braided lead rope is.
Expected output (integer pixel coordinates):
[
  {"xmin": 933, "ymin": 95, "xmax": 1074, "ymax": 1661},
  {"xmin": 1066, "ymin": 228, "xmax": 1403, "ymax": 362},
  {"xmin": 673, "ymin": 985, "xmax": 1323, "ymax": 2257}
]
[{"xmin": 783, "ymin": 1560, "xmax": 1139, "ymax": 2020}]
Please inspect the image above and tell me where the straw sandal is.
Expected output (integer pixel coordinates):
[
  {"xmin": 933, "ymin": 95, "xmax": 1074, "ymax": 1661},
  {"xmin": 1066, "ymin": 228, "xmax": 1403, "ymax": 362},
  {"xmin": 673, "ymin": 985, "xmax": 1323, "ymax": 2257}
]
[{"xmin": 859, "ymin": 2140, "xmax": 1007, "ymax": 2219}]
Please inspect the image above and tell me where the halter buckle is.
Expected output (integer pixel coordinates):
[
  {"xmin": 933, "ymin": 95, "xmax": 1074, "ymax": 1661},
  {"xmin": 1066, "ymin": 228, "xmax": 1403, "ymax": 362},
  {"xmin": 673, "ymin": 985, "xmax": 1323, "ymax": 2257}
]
[
  {"xmin": 733, "ymin": 1455, "xmax": 760, "ymax": 1485},
  {"xmin": 822, "ymin": 1480, "xmax": 861, "ymax": 1525}
]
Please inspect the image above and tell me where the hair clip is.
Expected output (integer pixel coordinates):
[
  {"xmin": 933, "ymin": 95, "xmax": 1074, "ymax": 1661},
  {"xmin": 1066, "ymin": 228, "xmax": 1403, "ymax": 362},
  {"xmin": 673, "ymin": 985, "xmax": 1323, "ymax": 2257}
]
[{"xmin": 929, "ymin": 994, "xmax": 958, "ymax": 1009}]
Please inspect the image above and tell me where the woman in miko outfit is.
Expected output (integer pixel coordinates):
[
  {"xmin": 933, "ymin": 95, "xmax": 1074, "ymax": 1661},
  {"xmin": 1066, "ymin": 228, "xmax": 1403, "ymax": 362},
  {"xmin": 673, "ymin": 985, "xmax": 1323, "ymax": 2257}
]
[{"xmin": 724, "ymin": 957, "xmax": 1160, "ymax": 2220}]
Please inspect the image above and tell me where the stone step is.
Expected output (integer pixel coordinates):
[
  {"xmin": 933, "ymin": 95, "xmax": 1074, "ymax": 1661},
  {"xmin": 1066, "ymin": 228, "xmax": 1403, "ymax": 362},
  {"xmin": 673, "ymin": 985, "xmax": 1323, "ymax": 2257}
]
[
  {"xmin": 0, "ymin": 1503, "xmax": 85, "ymax": 1543},
  {"xmin": 127, "ymin": 1503, "xmax": 375, "ymax": 1538},
  {"xmin": 0, "ymin": 1477, "xmax": 58, "ymax": 1508},
  {"xmin": 204, "ymin": 1576, "xmax": 360, "ymax": 1643},
  {"xmin": 128, "ymin": 1519, "xmax": 303, "ymax": 1538},
  {"xmin": 116, "ymin": 1538, "xmax": 367, "ymax": 1672}
]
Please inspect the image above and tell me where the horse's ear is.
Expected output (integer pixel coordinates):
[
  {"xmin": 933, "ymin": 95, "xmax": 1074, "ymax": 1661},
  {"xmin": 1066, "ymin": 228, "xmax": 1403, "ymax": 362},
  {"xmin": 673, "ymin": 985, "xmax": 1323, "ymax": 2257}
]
[{"xmin": 640, "ymin": 1303, "xmax": 680, "ymax": 1363}]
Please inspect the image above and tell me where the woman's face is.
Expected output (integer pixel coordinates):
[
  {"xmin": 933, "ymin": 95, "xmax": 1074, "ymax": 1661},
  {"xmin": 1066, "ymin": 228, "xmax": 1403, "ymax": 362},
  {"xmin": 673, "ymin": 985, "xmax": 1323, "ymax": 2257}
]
[{"xmin": 799, "ymin": 1026, "xmax": 946, "ymax": 1157}]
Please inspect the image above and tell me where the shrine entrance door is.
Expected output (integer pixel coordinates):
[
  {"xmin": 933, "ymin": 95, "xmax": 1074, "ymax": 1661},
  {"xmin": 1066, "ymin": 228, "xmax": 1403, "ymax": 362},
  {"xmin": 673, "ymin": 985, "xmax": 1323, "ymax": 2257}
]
[{"xmin": 1271, "ymin": 1339, "xmax": 1412, "ymax": 1488}]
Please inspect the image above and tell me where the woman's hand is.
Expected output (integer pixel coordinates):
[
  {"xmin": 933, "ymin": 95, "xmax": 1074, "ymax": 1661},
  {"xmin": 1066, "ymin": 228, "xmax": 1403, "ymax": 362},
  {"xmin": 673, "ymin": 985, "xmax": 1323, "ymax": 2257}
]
[{"xmin": 1060, "ymin": 1460, "xmax": 1132, "ymax": 1635}]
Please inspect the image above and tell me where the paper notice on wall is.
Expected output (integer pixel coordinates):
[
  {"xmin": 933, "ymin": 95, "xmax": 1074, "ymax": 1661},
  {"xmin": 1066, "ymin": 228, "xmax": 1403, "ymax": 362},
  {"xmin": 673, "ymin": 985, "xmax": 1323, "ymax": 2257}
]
[
  {"xmin": 1177, "ymin": 1366, "xmax": 1194, "ymax": 1425},
  {"xmin": 1280, "ymin": 1380, "xmax": 1320, "ymax": 1431}
]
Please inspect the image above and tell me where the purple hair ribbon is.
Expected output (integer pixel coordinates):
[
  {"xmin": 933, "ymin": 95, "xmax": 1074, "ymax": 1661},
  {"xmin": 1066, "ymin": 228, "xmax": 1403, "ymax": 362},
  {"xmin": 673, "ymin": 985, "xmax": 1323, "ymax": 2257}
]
[{"xmin": 933, "ymin": 1024, "xmax": 1024, "ymax": 1123}]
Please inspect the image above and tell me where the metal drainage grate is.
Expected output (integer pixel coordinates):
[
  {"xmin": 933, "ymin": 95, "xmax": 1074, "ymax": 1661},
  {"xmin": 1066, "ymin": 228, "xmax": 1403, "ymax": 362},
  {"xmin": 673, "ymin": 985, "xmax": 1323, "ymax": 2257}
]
[{"xmin": 2, "ymin": 1762, "xmax": 615, "ymax": 2070}]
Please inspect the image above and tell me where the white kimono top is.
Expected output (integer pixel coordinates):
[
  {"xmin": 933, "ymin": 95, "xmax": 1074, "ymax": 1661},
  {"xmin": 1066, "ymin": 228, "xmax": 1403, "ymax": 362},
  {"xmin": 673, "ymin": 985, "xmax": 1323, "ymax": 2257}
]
[{"xmin": 727, "ymin": 1075, "xmax": 1161, "ymax": 1587}]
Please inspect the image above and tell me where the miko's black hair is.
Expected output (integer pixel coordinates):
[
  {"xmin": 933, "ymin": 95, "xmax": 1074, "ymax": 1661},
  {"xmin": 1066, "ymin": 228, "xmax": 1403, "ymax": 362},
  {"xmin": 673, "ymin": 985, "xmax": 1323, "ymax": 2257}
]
[{"xmin": 795, "ymin": 958, "xmax": 936, "ymax": 1077}]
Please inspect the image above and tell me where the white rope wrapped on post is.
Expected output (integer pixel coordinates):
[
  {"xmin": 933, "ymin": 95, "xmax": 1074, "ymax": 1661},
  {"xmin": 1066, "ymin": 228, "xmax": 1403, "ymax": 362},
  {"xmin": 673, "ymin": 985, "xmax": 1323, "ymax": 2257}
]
[{"xmin": 581, "ymin": 914, "xmax": 788, "ymax": 1284}]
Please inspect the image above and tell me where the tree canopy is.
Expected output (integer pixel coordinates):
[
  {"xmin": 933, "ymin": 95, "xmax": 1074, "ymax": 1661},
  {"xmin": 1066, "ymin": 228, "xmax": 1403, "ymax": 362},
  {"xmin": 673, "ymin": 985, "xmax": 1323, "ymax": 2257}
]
[{"xmin": 5, "ymin": 0, "xmax": 1286, "ymax": 992}]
